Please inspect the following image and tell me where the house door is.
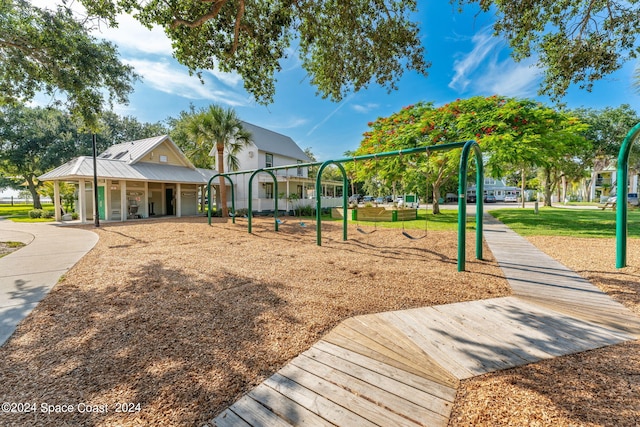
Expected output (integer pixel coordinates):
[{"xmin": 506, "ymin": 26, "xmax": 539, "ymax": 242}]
[
  {"xmin": 97, "ymin": 186, "xmax": 105, "ymax": 220},
  {"xmin": 166, "ymin": 188, "xmax": 174, "ymax": 215}
]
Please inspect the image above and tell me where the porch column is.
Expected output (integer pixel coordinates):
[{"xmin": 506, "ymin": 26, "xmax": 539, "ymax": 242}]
[
  {"xmin": 121, "ymin": 181, "xmax": 127, "ymax": 221},
  {"xmin": 105, "ymin": 180, "xmax": 111, "ymax": 220},
  {"xmin": 144, "ymin": 182, "xmax": 149, "ymax": 218},
  {"xmin": 176, "ymin": 183, "xmax": 182, "ymax": 217},
  {"xmin": 53, "ymin": 181, "xmax": 61, "ymax": 221},
  {"xmin": 286, "ymin": 179, "xmax": 290, "ymax": 213},
  {"xmin": 78, "ymin": 179, "xmax": 87, "ymax": 223}
]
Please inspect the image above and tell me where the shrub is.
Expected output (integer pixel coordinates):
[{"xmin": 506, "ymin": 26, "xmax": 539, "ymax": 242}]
[{"xmin": 28, "ymin": 209, "xmax": 43, "ymax": 218}]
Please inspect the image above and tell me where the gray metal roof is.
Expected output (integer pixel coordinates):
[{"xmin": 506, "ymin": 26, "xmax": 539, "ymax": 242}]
[
  {"xmin": 241, "ymin": 122, "xmax": 310, "ymax": 161},
  {"xmin": 98, "ymin": 135, "xmax": 194, "ymax": 168},
  {"xmin": 39, "ymin": 156, "xmax": 217, "ymax": 184}
]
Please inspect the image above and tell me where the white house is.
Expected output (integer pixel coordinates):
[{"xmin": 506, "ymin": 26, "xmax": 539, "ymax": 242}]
[
  {"xmin": 590, "ymin": 167, "xmax": 639, "ymax": 202},
  {"xmin": 38, "ymin": 122, "xmax": 343, "ymax": 223},
  {"xmin": 222, "ymin": 122, "xmax": 343, "ymax": 213},
  {"xmin": 467, "ymin": 177, "xmax": 520, "ymax": 201}
]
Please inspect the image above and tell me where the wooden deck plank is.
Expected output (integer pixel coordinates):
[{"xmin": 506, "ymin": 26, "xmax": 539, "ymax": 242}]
[
  {"xmin": 385, "ymin": 306, "xmax": 527, "ymax": 375},
  {"xmin": 347, "ymin": 315, "xmax": 435, "ymax": 363},
  {"xmin": 248, "ymin": 383, "xmax": 332, "ymax": 427},
  {"xmin": 264, "ymin": 372, "xmax": 377, "ymax": 427},
  {"xmin": 427, "ymin": 301, "xmax": 538, "ymax": 365},
  {"xmin": 324, "ymin": 324, "xmax": 456, "ymax": 385},
  {"xmin": 313, "ymin": 340, "xmax": 458, "ymax": 399},
  {"xmin": 381, "ymin": 310, "xmax": 476, "ymax": 380},
  {"xmin": 278, "ymin": 363, "xmax": 423, "ymax": 427},
  {"xmin": 212, "ymin": 408, "xmax": 252, "ymax": 427},
  {"xmin": 434, "ymin": 297, "xmax": 605, "ymax": 358},
  {"xmin": 291, "ymin": 353, "xmax": 449, "ymax": 426},
  {"xmin": 516, "ymin": 296, "xmax": 640, "ymax": 338},
  {"xmin": 343, "ymin": 315, "xmax": 456, "ymax": 383},
  {"xmin": 303, "ymin": 345, "xmax": 454, "ymax": 417},
  {"xmin": 386, "ymin": 308, "xmax": 512, "ymax": 375},
  {"xmin": 227, "ymin": 395, "xmax": 293, "ymax": 427},
  {"xmin": 487, "ymin": 298, "xmax": 635, "ymax": 347}
]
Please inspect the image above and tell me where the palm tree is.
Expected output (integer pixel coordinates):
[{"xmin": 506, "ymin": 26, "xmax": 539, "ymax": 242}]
[{"xmin": 185, "ymin": 105, "xmax": 251, "ymax": 217}]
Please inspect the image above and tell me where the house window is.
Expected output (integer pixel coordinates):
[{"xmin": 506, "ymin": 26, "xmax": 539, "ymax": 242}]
[
  {"xmin": 297, "ymin": 185, "xmax": 303, "ymax": 199},
  {"xmin": 159, "ymin": 155, "xmax": 168, "ymax": 163},
  {"xmin": 264, "ymin": 183, "xmax": 274, "ymax": 199},
  {"xmin": 265, "ymin": 153, "xmax": 273, "ymax": 168},
  {"xmin": 297, "ymin": 160, "xmax": 303, "ymax": 177}
]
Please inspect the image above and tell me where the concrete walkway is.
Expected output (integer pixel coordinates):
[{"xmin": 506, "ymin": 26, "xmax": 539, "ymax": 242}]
[
  {"xmin": 0, "ymin": 219, "xmax": 98, "ymax": 346},
  {"xmin": 212, "ymin": 216, "xmax": 640, "ymax": 427}
]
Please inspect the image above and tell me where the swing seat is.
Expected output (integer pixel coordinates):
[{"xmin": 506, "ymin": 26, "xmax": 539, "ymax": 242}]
[
  {"xmin": 299, "ymin": 222, "xmax": 307, "ymax": 227},
  {"xmin": 357, "ymin": 227, "xmax": 376, "ymax": 235},
  {"xmin": 402, "ymin": 231, "xmax": 427, "ymax": 240},
  {"xmin": 276, "ymin": 219, "xmax": 286, "ymax": 224}
]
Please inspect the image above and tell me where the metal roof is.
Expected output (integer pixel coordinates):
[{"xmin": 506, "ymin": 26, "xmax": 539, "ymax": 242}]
[
  {"xmin": 39, "ymin": 156, "xmax": 217, "ymax": 184},
  {"xmin": 208, "ymin": 122, "xmax": 310, "ymax": 161},
  {"xmin": 98, "ymin": 135, "xmax": 194, "ymax": 168}
]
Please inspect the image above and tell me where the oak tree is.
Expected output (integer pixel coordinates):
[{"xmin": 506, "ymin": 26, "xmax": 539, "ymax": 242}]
[{"xmin": 0, "ymin": 0, "xmax": 138, "ymax": 128}]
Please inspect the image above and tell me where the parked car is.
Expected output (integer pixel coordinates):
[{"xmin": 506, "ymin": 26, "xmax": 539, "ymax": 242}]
[
  {"xmin": 375, "ymin": 197, "xmax": 385, "ymax": 204},
  {"xmin": 362, "ymin": 196, "xmax": 375, "ymax": 203},
  {"xmin": 629, "ymin": 193, "xmax": 639, "ymax": 206},
  {"xmin": 348, "ymin": 194, "xmax": 362, "ymax": 203},
  {"xmin": 384, "ymin": 195, "xmax": 394, "ymax": 203},
  {"xmin": 467, "ymin": 194, "xmax": 477, "ymax": 203},
  {"xmin": 484, "ymin": 195, "xmax": 497, "ymax": 203},
  {"xmin": 504, "ymin": 194, "xmax": 518, "ymax": 203},
  {"xmin": 396, "ymin": 197, "xmax": 404, "ymax": 207}
]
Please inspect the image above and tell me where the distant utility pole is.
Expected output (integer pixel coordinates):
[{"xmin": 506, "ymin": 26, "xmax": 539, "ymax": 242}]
[{"xmin": 92, "ymin": 133, "xmax": 100, "ymax": 227}]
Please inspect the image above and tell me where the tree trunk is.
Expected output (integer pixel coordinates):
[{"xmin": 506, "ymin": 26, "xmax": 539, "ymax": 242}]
[
  {"xmin": 543, "ymin": 167, "xmax": 553, "ymax": 207},
  {"xmin": 216, "ymin": 144, "xmax": 228, "ymax": 218},
  {"xmin": 25, "ymin": 175, "xmax": 42, "ymax": 209},
  {"xmin": 432, "ymin": 185, "xmax": 441, "ymax": 214},
  {"xmin": 521, "ymin": 169, "xmax": 526, "ymax": 209}
]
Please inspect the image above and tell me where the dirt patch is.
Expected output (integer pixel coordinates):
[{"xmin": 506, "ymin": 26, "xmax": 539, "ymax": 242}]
[
  {"xmin": 450, "ymin": 236, "xmax": 640, "ymax": 427},
  {"xmin": 0, "ymin": 217, "xmax": 509, "ymax": 426},
  {"xmin": 0, "ymin": 241, "xmax": 25, "ymax": 258}
]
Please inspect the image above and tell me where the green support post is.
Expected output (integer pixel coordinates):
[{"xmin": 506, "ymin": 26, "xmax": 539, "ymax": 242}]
[
  {"xmin": 457, "ymin": 140, "xmax": 484, "ymax": 272},
  {"xmin": 616, "ymin": 122, "xmax": 640, "ymax": 268},
  {"xmin": 315, "ymin": 161, "xmax": 349, "ymax": 245},
  {"xmin": 248, "ymin": 169, "xmax": 278, "ymax": 233},
  {"xmin": 207, "ymin": 173, "xmax": 236, "ymax": 225}
]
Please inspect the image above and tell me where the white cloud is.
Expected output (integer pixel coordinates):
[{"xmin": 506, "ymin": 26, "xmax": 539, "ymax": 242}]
[
  {"xmin": 476, "ymin": 58, "xmax": 542, "ymax": 98},
  {"xmin": 351, "ymin": 103, "xmax": 379, "ymax": 114},
  {"xmin": 448, "ymin": 27, "xmax": 542, "ymax": 98},
  {"xmin": 96, "ymin": 14, "xmax": 173, "ymax": 56},
  {"xmin": 449, "ymin": 28, "xmax": 501, "ymax": 92},
  {"xmin": 126, "ymin": 58, "xmax": 248, "ymax": 106},
  {"xmin": 263, "ymin": 117, "xmax": 309, "ymax": 129}
]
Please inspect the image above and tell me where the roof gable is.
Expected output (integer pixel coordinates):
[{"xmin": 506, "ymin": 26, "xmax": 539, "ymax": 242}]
[
  {"xmin": 240, "ymin": 122, "xmax": 310, "ymax": 161},
  {"xmin": 99, "ymin": 135, "xmax": 195, "ymax": 169}
]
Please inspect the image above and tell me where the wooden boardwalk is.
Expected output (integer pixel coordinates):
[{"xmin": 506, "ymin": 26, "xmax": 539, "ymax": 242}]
[{"xmin": 212, "ymin": 217, "xmax": 640, "ymax": 427}]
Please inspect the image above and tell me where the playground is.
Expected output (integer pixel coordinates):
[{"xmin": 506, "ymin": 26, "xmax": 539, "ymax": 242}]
[{"xmin": 0, "ymin": 214, "xmax": 638, "ymax": 426}]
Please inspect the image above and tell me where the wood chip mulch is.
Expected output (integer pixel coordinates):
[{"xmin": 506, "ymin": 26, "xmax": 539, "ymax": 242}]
[{"xmin": 0, "ymin": 217, "xmax": 509, "ymax": 426}]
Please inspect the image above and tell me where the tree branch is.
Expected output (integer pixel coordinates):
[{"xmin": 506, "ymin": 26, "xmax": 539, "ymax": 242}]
[
  {"xmin": 231, "ymin": 0, "xmax": 245, "ymax": 55},
  {"xmin": 170, "ymin": 0, "xmax": 228, "ymax": 29}
]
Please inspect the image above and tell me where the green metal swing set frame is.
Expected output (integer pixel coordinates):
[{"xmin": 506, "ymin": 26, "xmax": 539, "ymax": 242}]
[{"xmin": 207, "ymin": 139, "xmax": 484, "ymax": 272}]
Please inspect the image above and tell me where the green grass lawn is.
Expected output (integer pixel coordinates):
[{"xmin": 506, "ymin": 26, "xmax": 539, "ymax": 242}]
[
  {"xmin": 327, "ymin": 209, "xmax": 464, "ymax": 232},
  {"xmin": 327, "ymin": 206, "xmax": 639, "ymax": 238},
  {"xmin": 0, "ymin": 203, "xmax": 56, "ymax": 222},
  {"xmin": 489, "ymin": 207, "xmax": 640, "ymax": 238}
]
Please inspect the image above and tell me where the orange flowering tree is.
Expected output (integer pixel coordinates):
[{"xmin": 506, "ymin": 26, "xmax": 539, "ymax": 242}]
[{"xmin": 357, "ymin": 96, "xmax": 589, "ymax": 212}]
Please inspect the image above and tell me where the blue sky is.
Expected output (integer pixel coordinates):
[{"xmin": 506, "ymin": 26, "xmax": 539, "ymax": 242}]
[{"xmin": 49, "ymin": 2, "xmax": 640, "ymax": 161}]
